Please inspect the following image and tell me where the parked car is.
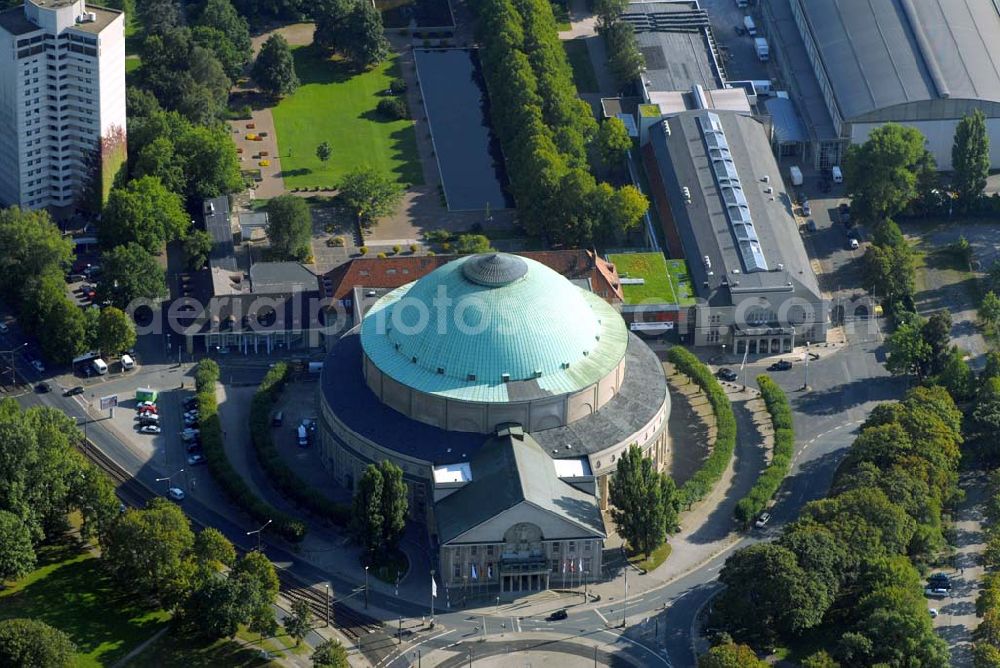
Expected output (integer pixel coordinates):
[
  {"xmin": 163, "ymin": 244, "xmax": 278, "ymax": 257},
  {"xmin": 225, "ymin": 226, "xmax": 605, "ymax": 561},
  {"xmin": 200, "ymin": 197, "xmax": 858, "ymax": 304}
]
[
  {"xmin": 137, "ymin": 401, "xmax": 156, "ymax": 409},
  {"xmin": 800, "ymin": 201, "xmax": 811, "ymax": 216},
  {"xmin": 768, "ymin": 360, "xmax": 793, "ymax": 371},
  {"xmin": 183, "ymin": 398, "xmax": 199, "ymax": 411},
  {"xmin": 138, "ymin": 404, "xmax": 158, "ymax": 413},
  {"xmin": 186, "ymin": 453, "xmax": 206, "ymax": 466},
  {"xmin": 848, "ymin": 238, "xmax": 860, "ymax": 250},
  {"xmin": 63, "ymin": 386, "xmax": 84, "ymax": 397},
  {"xmin": 35, "ymin": 382, "xmax": 50, "ymax": 393},
  {"xmin": 928, "ymin": 573, "xmax": 952, "ymax": 590},
  {"xmin": 547, "ymin": 609, "xmax": 568, "ymax": 621},
  {"xmin": 929, "ymin": 608, "xmax": 938, "ymax": 618},
  {"xmin": 924, "ymin": 587, "xmax": 949, "ymax": 599},
  {"xmin": 135, "ymin": 412, "xmax": 160, "ymax": 421},
  {"xmin": 186, "ymin": 442, "xmax": 203, "ymax": 453},
  {"xmin": 715, "ymin": 368, "xmax": 738, "ymax": 382},
  {"xmin": 167, "ymin": 487, "xmax": 185, "ymax": 501},
  {"xmin": 805, "ymin": 219, "xmax": 817, "ymax": 233},
  {"xmin": 139, "ymin": 425, "xmax": 162, "ymax": 434},
  {"xmin": 839, "ymin": 203, "xmax": 851, "ymax": 225},
  {"xmin": 754, "ymin": 512, "xmax": 772, "ymax": 528}
]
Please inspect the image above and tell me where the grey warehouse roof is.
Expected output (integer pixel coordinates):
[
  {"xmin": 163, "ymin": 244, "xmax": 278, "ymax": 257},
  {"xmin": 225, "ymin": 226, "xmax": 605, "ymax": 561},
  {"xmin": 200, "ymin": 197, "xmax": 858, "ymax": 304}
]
[
  {"xmin": 435, "ymin": 428, "xmax": 607, "ymax": 545},
  {"xmin": 797, "ymin": 0, "xmax": 1000, "ymax": 121},
  {"xmin": 647, "ymin": 110, "xmax": 821, "ymax": 306}
]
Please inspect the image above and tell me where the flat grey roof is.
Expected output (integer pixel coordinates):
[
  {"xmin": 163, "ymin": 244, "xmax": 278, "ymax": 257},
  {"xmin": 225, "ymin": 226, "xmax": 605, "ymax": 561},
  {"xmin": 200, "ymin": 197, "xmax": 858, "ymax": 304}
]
[
  {"xmin": 249, "ymin": 261, "xmax": 317, "ymax": 294},
  {"xmin": 68, "ymin": 5, "xmax": 122, "ymax": 34},
  {"xmin": 798, "ymin": 0, "xmax": 1000, "ymax": 120},
  {"xmin": 0, "ymin": 6, "xmax": 39, "ymax": 35},
  {"xmin": 647, "ymin": 110, "xmax": 821, "ymax": 305},
  {"xmin": 624, "ymin": 1, "xmax": 722, "ymax": 93}
]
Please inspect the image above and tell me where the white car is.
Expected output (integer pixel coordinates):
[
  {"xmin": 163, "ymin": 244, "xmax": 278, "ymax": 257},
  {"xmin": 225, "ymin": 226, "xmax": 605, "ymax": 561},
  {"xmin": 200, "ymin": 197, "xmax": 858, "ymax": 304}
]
[
  {"xmin": 754, "ymin": 512, "xmax": 772, "ymax": 528},
  {"xmin": 135, "ymin": 413, "xmax": 160, "ymax": 422},
  {"xmin": 187, "ymin": 453, "xmax": 206, "ymax": 466},
  {"xmin": 929, "ymin": 608, "xmax": 939, "ymax": 618},
  {"xmin": 167, "ymin": 487, "xmax": 185, "ymax": 501},
  {"xmin": 139, "ymin": 424, "xmax": 162, "ymax": 434}
]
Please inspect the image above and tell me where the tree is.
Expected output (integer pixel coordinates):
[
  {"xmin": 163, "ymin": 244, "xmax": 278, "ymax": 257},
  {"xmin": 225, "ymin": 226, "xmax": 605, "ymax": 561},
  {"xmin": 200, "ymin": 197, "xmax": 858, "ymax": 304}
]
[
  {"xmin": 316, "ymin": 141, "xmax": 332, "ymax": 163},
  {"xmin": 195, "ymin": 0, "xmax": 252, "ymax": 78},
  {"xmin": 0, "ymin": 510, "xmax": 35, "ymax": 581},
  {"xmin": 253, "ymin": 34, "xmax": 299, "ymax": 97},
  {"xmin": 184, "ymin": 229, "xmax": 214, "ymax": 271},
  {"xmin": 314, "ymin": 0, "xmax": 388, "ymax": 68},
  {"xmin": 953, "ymin": 108, "xmax": 990, "ymax": 211},
  {"xmin": 593, "ymin": 0, "xmax": 627, "ymax": 25},
  {"xmin": 139, "ymin": 29, "xmax": 231, "ymax": 124},
  {"xmin": 844, "ymin": 123, "xmax": 934, "ymax": 222},
  {"xmin": 377, "ymin": 460, "xmax": 408, "ymax": 552},
  {"xmin": 592, "ymin": 183, "xmax": 647, "ymax": 244},
  {"xmin": 602, "ymin": 21, "xmax": 644, "ymax": 90},
  {"xmin": 284, "ymin": 599, "xmax": 311, "ymax": 646},
  {"xmin": 453, "ymin": 234, "xmax": 493, "ymax": 255},
  {"xmin": 312, "ymin": 638, "xmax": 350, "ymax": 668},
  {"xmin": 193, "ymin": 527, "xmax": 236, "ymax": 581},
  {"xmin": 0, "ymin": 618, "xmax": 75, "ymax": 668},
  {"xmin": 98, "ymin": 243, "xmax": 168, "ymax": 309},
  {"xmin": 338, "ymin": 166, "xmax": 404, "ymax": 226},
  {"xmin": 33, "ymin": 275, "xmax": 88, "ymax": 362},
  {"xmin": 101, "ymin": 499, "xmax": 196, "ymax": 608},
  {"xmin": 937, "ymin": 346, "xmax": 974, "ymax": 402},
  {"xmin": 885, "ymin": 318, "xmax": 931, "ymax": 378},
  {"xmin": 265, "ymin": 194, "xmax": 313, "ymax": 261},
  {"xmin": 594, "ymin": 117, "xmax": 632, "ymax": 171},
  {"xmin": 96, "ymin": 307, "xmax": 136, "ymax": 358},
  {"xmin": 100, "ymin": 176, "xmax": 190, "ymax": 253},
  {"xmin": 921, "ymin": 311, "xmax": 953, "ymax": 377},
  {"xmin": 981, "ymin": 291, "xmax": 1000, "ymax": 337},
  {"xmin": 608, "ymin": 445, "xmax": 677, "ymax": 556},
  {"xmin": 351, "ymin": 464, "xmax": 384, "ymax": 557},
  {"xmin": 800, "ymin": 650, "xmax": 840, "ymax": 668},
  {"xmin": 698, "ymin": 642, "xmax": 767, "ymax": 668}
]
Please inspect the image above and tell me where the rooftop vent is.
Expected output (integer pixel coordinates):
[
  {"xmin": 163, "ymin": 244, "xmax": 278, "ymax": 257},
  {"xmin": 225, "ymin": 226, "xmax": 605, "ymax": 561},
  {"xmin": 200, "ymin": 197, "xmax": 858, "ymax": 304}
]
[
  {"xmin": 501, "ymin": 373, "xmax": 510, "ymax": 382},
  {"xmin": 533, "ymin": 370, "xmax": 542, "ymax": 378},
  {"xmin": 436, "ymin": 367, "xmax": 444, "ymax": 374},
  {"xmin": 764, "ymin": 187, "xmax": 773, "ymax": 194},
  {"xmin": 762, "ymin": 175, "xmax": 770, "ymax": 183},
  {"xmin": 467, "ymin": 373, "xmax": 476, "ymax": 381},
  {"xmin": 561, "ymin": 362, "xmax": 570, "ymax": 369}
]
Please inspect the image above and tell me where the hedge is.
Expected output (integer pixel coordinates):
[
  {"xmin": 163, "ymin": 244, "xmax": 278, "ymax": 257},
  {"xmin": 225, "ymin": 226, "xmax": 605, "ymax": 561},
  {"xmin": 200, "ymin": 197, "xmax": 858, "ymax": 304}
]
[
  {"xmin": 249, "ymin": 363, "xmax": 351, "ymax": 526},
  {"xmin": 734, "ymin": 376, "xmax": 795, "ymax": 526},
  {"xmin": 193, "ymin": 359, "xmax": 306, "ymax": 543},
  {"xmin": 667, "ymin": 347, "xmax": 737, "ymax": 508}
]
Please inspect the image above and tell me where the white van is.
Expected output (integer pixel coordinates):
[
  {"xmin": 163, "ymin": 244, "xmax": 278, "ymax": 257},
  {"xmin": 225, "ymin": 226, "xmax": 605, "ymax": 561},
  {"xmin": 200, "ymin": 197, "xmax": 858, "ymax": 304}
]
[
  {"xmin": 297, "ymin": 425, "xmax": 308, "ymax": 447},
  {"xmin": 120, "ymin": 354, "xmax": 135, "ymax": 370},
  {"xmin": 831, "ymin": 165, "xmax": 844, "ymax": 183},
  {"xmin": 743, "ymin": 15, "xmax": 757, "ymax": 36},
  {"xmin": 91, "ymin": 358, "xmax": 108, "ymax": 375}
]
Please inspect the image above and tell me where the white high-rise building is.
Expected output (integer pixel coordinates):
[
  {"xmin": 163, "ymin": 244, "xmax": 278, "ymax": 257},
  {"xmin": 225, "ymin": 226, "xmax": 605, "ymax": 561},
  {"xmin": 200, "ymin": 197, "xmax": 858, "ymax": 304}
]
[{"xmin": 0, "ymin": 0, "xmax": 125, "ymax": 211}]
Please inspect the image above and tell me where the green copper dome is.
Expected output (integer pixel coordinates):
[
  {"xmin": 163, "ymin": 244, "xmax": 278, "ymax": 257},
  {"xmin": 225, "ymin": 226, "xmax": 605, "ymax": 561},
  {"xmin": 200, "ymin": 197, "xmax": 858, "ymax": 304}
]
[{"xmin": 360, "ymin": 253, "xmax": 628, "ymax": 403}]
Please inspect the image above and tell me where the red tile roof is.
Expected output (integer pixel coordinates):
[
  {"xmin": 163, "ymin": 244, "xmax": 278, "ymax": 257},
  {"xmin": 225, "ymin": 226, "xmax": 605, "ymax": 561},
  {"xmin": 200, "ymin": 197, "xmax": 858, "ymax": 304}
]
[{"xmin": 322, "ymin": 250, "xmax": 623, "ymax": 304}]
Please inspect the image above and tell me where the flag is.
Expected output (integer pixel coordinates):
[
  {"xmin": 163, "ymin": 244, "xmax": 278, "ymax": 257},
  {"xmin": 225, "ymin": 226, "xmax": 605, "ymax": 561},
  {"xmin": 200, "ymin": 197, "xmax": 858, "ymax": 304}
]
[
  {"xmin": 471, "ymin": 563, "xmax": 478, "ymax": 581},
  {"xmin": 578, "ymin": 557, "xmax": 584, "ymax": 573},
  {"xmin": 488, "ymin": 564, "xmax": 493, "ymax": 579},
  {"xmin": 431, "ymin": 575, "xmax": 438, "ymax": 598},
  {"xmin": 562, "ymin": 560, "xmax": 567, "ymax": 573}
]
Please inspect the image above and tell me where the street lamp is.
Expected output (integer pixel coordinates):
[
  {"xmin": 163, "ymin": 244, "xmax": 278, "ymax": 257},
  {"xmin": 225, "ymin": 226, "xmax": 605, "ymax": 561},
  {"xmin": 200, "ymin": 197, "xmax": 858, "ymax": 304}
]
[
  {"xmin": 364, "ymin": 565, "xmax": 370, "ymax": 609},
  {"xmin": 155, "ymin": 467, "xmax": 184, "ymax": 492},
  {"xmin": 246, "ymin": 518, "xmax": 272, "ymax": 552},
  {"xmin": 802, "ymin": 341, "xmax": 811, "ymax": 391}
]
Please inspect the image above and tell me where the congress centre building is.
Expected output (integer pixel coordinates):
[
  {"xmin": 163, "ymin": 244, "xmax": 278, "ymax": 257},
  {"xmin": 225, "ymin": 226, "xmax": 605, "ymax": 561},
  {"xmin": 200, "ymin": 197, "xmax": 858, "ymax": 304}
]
[{"xmin": 318, "ymin": 253, "xmax": 671, "ymax": 593}]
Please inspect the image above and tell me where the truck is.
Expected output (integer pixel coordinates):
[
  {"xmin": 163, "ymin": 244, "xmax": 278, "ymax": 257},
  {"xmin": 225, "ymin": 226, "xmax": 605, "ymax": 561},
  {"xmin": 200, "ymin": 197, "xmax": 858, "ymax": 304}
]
[
  {"xmin": 743, "ymin": 15, "xmax": 757, "ymax": 36},
  {"xmin": 789, "ymin": 165, "xmax": 803, "ymax": 187},
  {"xmin": 754, "ymin": 37, "xmax": 769, "ymax": 61}
]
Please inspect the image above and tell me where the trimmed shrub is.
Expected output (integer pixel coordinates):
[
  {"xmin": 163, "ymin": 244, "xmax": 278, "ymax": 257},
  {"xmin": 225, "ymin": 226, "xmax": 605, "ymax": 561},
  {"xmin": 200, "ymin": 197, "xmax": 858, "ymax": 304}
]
[
  {"xmin": 667, "ymin": 347, "xmax": 736, "ymax": 508},
  {"xmin": 377, "ymin": 96, "xmax": 409, "ymax": 120},
  {"xmin": 193, "ymin": 360, "xmax": 306, "ymax": 542},
  {"xmin": 248, "ymin": 363, "xmax": 351, "ymax": 527},
  {"xmin": 733, "ymin": 376, "xmax": 795, "ymax": 526}
]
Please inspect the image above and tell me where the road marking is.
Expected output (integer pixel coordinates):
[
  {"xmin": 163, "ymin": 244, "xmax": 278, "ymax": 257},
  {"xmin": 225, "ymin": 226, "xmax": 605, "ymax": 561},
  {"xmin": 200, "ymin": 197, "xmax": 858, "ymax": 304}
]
[
  {"xmin": 594, "ymin": 608, "xmax": 609, "ymax": 625},
  {"xmin": 597, "ymin": 629, "xmax": 671, "ymax": 666},
  {"xmin": 516, "ymin": 617, "xmax": 522, "ymax": 633},
  {"xmin": 378, "ymin": 629, "xmax": 454, "ymax": 667}
]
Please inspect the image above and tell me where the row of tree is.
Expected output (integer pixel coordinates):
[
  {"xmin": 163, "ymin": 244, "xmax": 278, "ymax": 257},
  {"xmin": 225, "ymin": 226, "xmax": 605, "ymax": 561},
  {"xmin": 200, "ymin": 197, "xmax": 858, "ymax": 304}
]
[
  {"xmin": 594, "ymin": 0, "xmax": 644, "ymax": 90},
  {"xmin": 975, "ymin": 468, "xmax": 1000, "ymax": 665},
  {"xmin": 709, "ymin": 386, "xmax": 960, "ymax": 664},
  {"xmin": 0, "ymin": 400, "xmax": 120, "ymax": 582},
  {"xmin": 845, "ymin": 110, "xmax": 991, "ymax": 225},
  {"xmin": 666, "ymin": 347, "xmax": 737, "ymax": 507},
  {"xmin": 733, "ymin": 376, "xmax": 793, "ymax": 526},
  {"xmin": 313, "ymin": 0, "xmax": 390, "ymax": 69},
  {"xmin": 0, "ymin": 207, "xmax": 141, "ymax": 361},
  {"xmin": 472, "ymin": 0, "xmax": 648, "ymax": 246}
]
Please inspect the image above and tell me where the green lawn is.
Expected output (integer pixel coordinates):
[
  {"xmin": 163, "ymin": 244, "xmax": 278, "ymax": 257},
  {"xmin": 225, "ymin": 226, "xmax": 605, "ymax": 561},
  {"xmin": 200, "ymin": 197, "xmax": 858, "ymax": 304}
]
[
  {"xmin": 608, "ymin": 252, "xmax": 695, "ymax": 306},
  {"xmin": 562, "ymin": 39, "xmax": 598, "ymax": 93},
  {"xmin": 270, "ymin": 47, "xmax": 423, "ymax": 189},
  {"xmin": 626, "ymin": 542, "xmax": 672, "ymax": 572},
  {"xmin": 0, "ymin": 540, "xmax": 170, "ymax": 668},
  {"xmin": 124, "ymin": 623, "xmax": 307, "ymax": 667}
]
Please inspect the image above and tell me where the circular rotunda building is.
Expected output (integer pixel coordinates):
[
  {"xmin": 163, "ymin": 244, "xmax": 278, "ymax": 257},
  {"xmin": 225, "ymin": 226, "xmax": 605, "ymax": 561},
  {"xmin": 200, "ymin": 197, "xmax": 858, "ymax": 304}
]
[{"xmin": 318, "ymin": 253, "xmax": 670, "ymax": 593}]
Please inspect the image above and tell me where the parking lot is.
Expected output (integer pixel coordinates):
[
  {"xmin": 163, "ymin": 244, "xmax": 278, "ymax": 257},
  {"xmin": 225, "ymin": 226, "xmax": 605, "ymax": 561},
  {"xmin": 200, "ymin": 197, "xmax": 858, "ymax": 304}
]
[{"xmin": 699, "ymin": 0, "xmax": 771, "ymax": 83}]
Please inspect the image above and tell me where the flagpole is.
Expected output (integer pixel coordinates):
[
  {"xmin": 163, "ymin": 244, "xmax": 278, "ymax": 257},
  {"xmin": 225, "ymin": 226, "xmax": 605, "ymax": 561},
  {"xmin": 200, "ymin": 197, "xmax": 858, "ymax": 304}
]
[{"xmin": 430, "ymin": 569, "xmax": 436, "ymax": 623}]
